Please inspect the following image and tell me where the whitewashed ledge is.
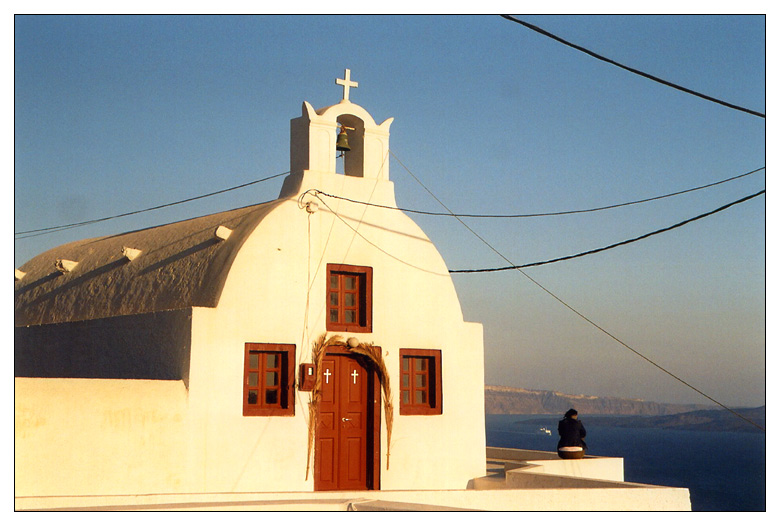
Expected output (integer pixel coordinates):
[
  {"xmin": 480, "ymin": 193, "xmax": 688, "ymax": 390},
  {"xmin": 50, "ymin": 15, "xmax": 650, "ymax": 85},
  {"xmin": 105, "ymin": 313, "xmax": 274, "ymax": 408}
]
[{"xmin": 16, "ymin": 447, "xmax": 690, "ymax": 512}]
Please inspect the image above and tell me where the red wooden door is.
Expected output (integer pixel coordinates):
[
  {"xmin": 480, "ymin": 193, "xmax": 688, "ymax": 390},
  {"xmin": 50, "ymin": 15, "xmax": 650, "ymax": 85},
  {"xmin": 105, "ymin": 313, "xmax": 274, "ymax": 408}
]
[{"xmin": 315, "ymin": 351, "xmax": 375, "ymax": 490}]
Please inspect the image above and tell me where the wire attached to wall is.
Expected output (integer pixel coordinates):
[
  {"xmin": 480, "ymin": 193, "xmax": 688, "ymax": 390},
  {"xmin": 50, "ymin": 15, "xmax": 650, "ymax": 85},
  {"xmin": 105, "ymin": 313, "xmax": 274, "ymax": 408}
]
[
  {"xmin": 312, "ymin": 186, "xmax": 764, "ymax": 277},
  {"xmin": 305, "ymin": 189, "xmax": 450, "ymax": 277},
  {"xmin": 311, "ymin": 166, "xmax": 764, "ymax": 219}
]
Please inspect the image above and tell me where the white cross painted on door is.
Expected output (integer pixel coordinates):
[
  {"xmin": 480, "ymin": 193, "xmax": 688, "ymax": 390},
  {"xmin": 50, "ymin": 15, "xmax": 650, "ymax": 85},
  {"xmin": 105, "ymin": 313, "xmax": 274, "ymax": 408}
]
[
  {"xmin": 324, "ymin": 369, "xmax": 331, "ymax": 384},
  {"xmin": 351, "ymin": 369, "xmax": 359, "ymax": 384}
]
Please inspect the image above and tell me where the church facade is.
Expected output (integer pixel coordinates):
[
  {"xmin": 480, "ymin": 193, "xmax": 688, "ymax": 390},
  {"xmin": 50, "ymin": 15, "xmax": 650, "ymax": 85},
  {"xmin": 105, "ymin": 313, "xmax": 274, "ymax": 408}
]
[{"xmin": 15, "ymin": 71, "xmax": 487, "ymax": 496}]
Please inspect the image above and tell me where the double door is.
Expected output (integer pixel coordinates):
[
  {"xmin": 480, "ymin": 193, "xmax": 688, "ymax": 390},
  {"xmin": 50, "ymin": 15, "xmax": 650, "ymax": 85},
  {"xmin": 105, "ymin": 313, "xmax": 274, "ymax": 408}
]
[{"xmin": 314, "ymin": 351, "xmax": 379, "ymax": 490}]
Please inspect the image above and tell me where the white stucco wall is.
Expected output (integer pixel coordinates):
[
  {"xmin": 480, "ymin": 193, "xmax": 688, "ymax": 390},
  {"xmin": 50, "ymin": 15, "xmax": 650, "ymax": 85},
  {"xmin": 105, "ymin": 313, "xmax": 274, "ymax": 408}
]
[{"xmin": 186, "ymin": 177, "xmax": 486, "ymax": 492}]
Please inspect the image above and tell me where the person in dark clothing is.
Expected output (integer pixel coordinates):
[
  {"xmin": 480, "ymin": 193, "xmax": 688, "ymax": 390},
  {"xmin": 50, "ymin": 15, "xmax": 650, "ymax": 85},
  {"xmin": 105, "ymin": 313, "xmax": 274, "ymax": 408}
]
[{"xmin": 557, "ymin": 408, "xmax": 587, "ymax": 459}]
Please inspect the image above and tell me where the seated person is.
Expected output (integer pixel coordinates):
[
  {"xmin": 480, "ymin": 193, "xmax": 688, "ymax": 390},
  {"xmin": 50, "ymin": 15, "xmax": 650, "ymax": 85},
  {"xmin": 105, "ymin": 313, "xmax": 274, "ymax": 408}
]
[{"xmin": 557, "ymin": 408, "xmax": 587, "ymax": 459}]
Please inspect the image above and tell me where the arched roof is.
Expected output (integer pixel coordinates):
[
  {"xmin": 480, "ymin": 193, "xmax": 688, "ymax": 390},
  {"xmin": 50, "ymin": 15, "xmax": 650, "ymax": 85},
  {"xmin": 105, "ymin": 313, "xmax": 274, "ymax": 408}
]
[{"xmin": 15, "ymin": 199, "xmax": 282, "ymax": 327}]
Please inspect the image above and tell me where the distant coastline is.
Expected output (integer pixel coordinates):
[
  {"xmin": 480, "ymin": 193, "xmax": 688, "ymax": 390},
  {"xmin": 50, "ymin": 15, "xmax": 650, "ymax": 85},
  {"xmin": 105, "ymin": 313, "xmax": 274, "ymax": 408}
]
[
  {"xmin": 485, "ymin": 385, "xmax": 709, "ymax": 416},
  {"xmin": 485, "ymin": 385, "xmax": 765, "ymax": 433}
]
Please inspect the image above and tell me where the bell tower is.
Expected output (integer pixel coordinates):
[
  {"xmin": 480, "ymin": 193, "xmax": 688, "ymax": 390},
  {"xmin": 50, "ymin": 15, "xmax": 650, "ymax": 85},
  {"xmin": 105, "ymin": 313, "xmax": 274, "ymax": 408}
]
[{"xmin": 280, "ymin": 69, "xmax": 395, "ymax": 205}]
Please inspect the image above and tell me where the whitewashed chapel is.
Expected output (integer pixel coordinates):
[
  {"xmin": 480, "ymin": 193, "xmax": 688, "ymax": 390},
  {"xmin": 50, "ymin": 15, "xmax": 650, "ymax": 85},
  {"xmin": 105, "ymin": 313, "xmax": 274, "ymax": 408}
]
[{"xmin": 15, "ymin": 70, "xmax": 487, "ymax": 496}]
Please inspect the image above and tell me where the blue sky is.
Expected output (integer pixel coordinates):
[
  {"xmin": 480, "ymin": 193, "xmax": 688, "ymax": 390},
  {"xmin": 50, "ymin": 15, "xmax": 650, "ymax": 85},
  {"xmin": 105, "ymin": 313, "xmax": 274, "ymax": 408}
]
[{"xmin": 13, "ymin": 15, "xmax": 766, "ymax": 407}]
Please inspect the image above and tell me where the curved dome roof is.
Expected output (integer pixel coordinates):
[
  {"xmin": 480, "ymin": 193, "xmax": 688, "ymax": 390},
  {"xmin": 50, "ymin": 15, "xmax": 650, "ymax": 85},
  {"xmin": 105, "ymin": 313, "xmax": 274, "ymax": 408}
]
[{"xmin": 15, "ymin": 199, "xmax": 282, "ymax": 326}]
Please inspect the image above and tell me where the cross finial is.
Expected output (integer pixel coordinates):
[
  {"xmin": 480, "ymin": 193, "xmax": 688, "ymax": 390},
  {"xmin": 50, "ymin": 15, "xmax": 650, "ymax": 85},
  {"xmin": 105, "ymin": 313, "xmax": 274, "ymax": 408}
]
[{"xmin": 336, "ymin": 68, "xmax": 358, "ymax": 101}]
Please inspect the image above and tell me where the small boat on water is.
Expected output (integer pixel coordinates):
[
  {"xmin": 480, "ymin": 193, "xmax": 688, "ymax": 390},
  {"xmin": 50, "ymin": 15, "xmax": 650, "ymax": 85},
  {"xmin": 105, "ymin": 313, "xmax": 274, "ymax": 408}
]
[{"xmin": 539, "ymin": 427, "xmax": 552, "ymax": 436}]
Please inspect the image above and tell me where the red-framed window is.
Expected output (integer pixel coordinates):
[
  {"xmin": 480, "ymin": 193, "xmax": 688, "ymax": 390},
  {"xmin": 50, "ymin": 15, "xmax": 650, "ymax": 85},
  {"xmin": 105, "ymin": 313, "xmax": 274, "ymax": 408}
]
[
  {"xmin": 326, "ymin": 264, "xmax": 373, "ymax": 333},
  {"xmin": 243, "ymin": 343, "xmax": 295, "ymax": 416},
  {"xmin": 399, "ymin": 349, "xmax": 442, "ymax": 415}
]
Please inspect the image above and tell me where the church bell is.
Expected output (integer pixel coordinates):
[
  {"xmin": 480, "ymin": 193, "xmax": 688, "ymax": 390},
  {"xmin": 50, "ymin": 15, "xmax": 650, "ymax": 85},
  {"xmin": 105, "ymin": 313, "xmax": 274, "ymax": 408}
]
[{"xmin": 336, "ymin": 126, "xmax": 351, "ymax": 152}]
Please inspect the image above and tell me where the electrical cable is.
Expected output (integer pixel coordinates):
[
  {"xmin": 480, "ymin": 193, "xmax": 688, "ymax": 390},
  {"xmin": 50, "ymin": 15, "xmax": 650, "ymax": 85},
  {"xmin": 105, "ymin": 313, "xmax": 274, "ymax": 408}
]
[
  {"xmin": 449, "ymin": 189, "xmax": 765, "ymax": 273},
  {"xmin": 14, "ymin": 171, "xmax": 291, "ymax": 239},
  {"xmin": 308, "ymin": 190, "xmax": 450, "ymax": 277},
  {"xmin": 312, "ymin": 166, "xmax": 764, "ymax": 219},
  {"xmin": 500, "ymin": 15, "xmax": 765, "ymax": 119},
  {"xmin": 393, "ymin": 150, "xmax": 765, "ymax": 431}
]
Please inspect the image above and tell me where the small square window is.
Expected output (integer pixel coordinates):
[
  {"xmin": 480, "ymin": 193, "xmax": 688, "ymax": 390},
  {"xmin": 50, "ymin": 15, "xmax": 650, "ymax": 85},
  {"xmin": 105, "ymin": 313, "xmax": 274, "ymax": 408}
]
[
  {"xmin": 399, "ymin": 349, "xmax": 442, "ymax": 415},
  {"xmin": 243, "ymin": 343, "xmax": 295, "ymax": 416},
  {"xmin": 326, "ymin": 264, "xmax": 373, "ymax": 333}
]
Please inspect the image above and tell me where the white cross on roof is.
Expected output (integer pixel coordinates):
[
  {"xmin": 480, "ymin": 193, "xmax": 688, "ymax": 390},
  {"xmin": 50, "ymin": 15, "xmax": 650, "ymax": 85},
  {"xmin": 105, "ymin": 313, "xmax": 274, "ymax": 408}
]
[{"xmin": 336, "ymin": 69, "xmax": 358, "ymax": 101}]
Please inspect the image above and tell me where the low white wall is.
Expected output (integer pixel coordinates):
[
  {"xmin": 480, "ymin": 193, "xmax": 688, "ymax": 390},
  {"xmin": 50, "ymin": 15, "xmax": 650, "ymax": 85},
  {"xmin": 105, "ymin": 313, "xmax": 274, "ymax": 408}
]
[
  {"xmin": 488, "ymin": 447, "xmax": 623, "ymax": 482},
  {"xmin": 506, "ymin": 470, "xmax": 630, "ymax": 489},
  {"xmin": 487, "ymin": 446, "xmax": 558, "ymax": 461},
  {"xmin": 508, "ymin": 458, "xmax": 625, "ymax": 482},
  {"xmin": 15, "ymin": 378, "xmax": 190, "ymax": 496}
]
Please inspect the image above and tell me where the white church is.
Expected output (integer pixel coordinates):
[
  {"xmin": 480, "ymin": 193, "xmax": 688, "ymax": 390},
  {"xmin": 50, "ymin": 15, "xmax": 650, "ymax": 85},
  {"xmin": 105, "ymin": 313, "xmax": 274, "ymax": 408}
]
[{"xmin": 14, "ymin": 70, "xmax": 690, "ymax": 511}]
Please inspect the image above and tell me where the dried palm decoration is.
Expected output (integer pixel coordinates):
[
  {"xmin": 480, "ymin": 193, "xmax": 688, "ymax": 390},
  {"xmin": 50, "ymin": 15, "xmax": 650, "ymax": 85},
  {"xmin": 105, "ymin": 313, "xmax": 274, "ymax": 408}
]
[{"xmin": 305, "ymin": 333, "xmax": 394, "ymax": 480}]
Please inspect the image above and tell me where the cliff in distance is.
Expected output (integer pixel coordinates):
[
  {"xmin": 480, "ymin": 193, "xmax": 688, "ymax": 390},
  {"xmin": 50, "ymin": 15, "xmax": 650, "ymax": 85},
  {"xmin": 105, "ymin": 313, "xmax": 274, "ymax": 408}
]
[
  {"xmin": 485, "ymin": 385, "xmax": 710, "ymax": 416},
  {"xmin": 584, "ymin": 406, "xmax": 766, "ymax": 433}
]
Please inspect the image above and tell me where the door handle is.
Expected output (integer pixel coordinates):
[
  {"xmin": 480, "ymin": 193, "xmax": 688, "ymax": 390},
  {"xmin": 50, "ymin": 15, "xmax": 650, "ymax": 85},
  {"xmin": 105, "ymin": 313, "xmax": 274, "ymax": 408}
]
[{"xmin": 342, "ymin": 418, "xmax": 351, "ymax": 422}]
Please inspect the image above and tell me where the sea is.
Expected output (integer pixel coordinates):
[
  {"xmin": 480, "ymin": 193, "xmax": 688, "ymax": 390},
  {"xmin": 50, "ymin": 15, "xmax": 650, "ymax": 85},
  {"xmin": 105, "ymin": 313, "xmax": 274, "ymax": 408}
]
[{"xmin": 486, "ymin": 414, "xmax": 766, "ymax": 512}]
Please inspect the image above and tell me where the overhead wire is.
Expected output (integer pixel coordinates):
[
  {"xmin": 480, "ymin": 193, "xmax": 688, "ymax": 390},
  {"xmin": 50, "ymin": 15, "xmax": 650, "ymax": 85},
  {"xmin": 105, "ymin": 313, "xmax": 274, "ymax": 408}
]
[
  {"xmin": 305, "ymin": 189, "xmax": 450, "ymax": 277},
  {"xmin": 12, "ymin": 141, "xmax": 762, "ymax": 428},
  {"xmin": 449, "ymin": 189, "xmax": 765, "ymax": 273},
  {"xmin": 308, "ymin": 187, "xmax": 766, "ymax": 281},
  {"xmin": 14, "ymin": 170, "xmax": 291, "ymax": 239},
  {"xmin": 500, "ymin": 15, "xmax": 766, "ymax": 119},
  {"xmin": 336, "ymin": 148, "xmax": 391, "ymax": 263},
  {"xmin": 310, "ymin": 166, "xmax": 764, "ymax": 219},
  {"xmin": 391, "ymin": 150, "xmax": 765, "ymax": 431},
  {"xmin": 15, "ymin": 162, "xmax": 764, "ymax": 240}
]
